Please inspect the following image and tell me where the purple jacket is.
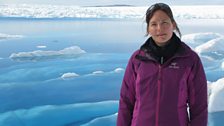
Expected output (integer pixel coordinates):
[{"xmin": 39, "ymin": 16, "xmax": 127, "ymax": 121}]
[{"xmin": 117, "ymin": 42, "xmax": 208, "ymax": 126}]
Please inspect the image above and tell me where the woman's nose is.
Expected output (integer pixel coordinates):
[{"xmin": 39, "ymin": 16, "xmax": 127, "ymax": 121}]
[{"xmin": 156, "ymin": 24, "xmax": 162, "ymax": 31}]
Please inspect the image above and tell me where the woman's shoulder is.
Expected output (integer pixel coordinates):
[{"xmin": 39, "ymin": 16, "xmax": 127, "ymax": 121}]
[
  {"xmin": 128, "ymin": 49, "xmax": 144, "ymax": 64},
  {"xmin": 131, "ymin": 49, "xmax": 142, "ymax": 57},
  {"xmin": 180, "ymin": 41, "xmax": 201, "ymax": 61},
  {"xmin": 130, "ymin": 49, "xmax": 147, "ymax": 59}
]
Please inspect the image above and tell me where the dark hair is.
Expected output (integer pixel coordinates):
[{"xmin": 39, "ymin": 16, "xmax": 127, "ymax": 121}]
[{"xmin": 145, "ymin": 3, "xmax": 181, "ymax": 37}]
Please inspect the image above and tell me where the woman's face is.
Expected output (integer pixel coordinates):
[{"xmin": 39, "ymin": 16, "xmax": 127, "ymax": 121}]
[{"xmin": 147, "ymin": 10, "xmax": 176, "ymax": 46}]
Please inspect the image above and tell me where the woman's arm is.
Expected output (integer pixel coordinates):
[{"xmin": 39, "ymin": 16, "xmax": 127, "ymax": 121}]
[
  {"xmin": 188, "ymin": 54, "xmax": 208, "ymax": 126},
  {"xmin": 117, "ymin": 54, "xmax": 137, "ymax": 126}
]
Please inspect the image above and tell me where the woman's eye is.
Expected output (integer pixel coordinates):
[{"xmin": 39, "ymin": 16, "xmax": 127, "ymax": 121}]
[
  {"xmin": 150, "ymin": 24, "xmax": 157, "ymax": 26},
  {"xmin": 162, "ymin": 21, "xmax": 169, "ymax": 25}
]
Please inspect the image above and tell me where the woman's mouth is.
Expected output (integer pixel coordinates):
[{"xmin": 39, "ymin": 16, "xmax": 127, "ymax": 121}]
[{"xmin": 157, "ymin": 34, "xmax": 166, "ymax": 37}]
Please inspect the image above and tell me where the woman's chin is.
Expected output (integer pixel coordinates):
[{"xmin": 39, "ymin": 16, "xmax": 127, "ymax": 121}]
[{"xmin": 154, "ymin": 39, "xmax": 169, "ymax": 46}]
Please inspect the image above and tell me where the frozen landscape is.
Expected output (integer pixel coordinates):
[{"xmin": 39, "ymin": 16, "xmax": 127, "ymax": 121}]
[
  {"xmin": 0, "ymin": 4, "xmax": 224, "ymax": 19},
  {"xmin": 0, "ymin": 4, "xmax": 224, "ymax": 126}
]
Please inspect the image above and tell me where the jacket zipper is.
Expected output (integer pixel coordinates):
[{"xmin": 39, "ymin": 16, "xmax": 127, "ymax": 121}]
[{"xmin": 156, "ymin": 64, "xmax": 162, "ymax": 126}]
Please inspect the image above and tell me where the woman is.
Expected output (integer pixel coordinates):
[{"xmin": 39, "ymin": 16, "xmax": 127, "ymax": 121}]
[{"xmin": 117, "ymin": 3, "xmax": 207, "ymax": 126}]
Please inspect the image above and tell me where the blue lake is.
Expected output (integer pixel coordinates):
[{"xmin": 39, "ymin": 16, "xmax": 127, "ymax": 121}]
[{"xmin": 0, "ymin": 19, "xmax": 224, "ymax": 126}]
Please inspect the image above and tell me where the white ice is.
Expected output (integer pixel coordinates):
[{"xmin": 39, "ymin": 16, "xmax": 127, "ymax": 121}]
[
  {"xmin": 182, "ymin": 32, "xmax": 223, "ymax": 48},
  {"xmin": 208, "ymin": 77, "xmax": 224, "ymax": 112},
  {"xmin": 0, "ymin": 100, "xmax": 118, "ymax": 126},
  {"xmin": 195, "ymin": 37, "xmax": 224, "ymax": 54},
  {"xmin": 222, "ymin": 61, "xmax": 224, "ymax": 70},
  {"xmin": 59, "ymin": 67, "xmax": 125, "ymax": 79},
  {"xmin": 182, "ymin": 32, "xmax": 224, "ymax": 68},
  {"xmin": 92, "ymin": 71, "xmax": 104, "ymax": 74},
  {"xmin": 0, "ymin": 33, "xmax": 23, "ymax": 40},
  {"xmin": 61, "ymin": 72, "xmax": 79, "ymax": 79},
  {"xmin": 81, "ymin": 113, "xmax": 117, "ymax": 126},
  {"xmin": 114, "ymin": 68, "xmax": 125, "ymax": 73},
  {"xmin": 9, "ymin": 46, "xmax": 86, "ymax": 61},
  {"xmin": 0, "ymin": 4, "xmax": 224, "ymax": 19},
  {"xmin": 36, "ymin": 45, "xmax": 47, "ymax": 49}
]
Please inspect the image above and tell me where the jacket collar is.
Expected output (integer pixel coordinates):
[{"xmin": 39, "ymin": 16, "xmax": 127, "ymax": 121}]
[{"xmin": 136, "ymin": 33, "xmax": 190, "ymax": 64}]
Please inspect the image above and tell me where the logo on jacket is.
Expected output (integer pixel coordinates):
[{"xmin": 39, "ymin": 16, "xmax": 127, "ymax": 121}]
[{"xmin": 169, "ymin": 62, "xmax": 180, "ymax": 69}]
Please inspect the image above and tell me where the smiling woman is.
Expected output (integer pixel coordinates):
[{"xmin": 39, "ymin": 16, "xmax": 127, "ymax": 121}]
[
  {"xmin": 147, "ymin": 10, "xmax": 176, "ymax": 46},
  {"xmin": 117, "ymin": 3, "xmax": 208, "ymax": 126}
]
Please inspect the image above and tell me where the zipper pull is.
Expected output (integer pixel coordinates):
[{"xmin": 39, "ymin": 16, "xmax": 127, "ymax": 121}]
[{"xmin": 160, "ymin": 57, "xmax": 164, "ymax": 64}]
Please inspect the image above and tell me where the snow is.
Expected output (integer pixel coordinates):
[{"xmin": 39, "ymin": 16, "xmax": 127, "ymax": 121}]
[
  {"xmin": 172, "ymin": 6, "xmax": 224, "ymax": 19},
  {"xmin": 208, "ymin": 78, "xmax": 224, "ymax": 112},
  {"xmin": 9, "ymin": 46, "xmax": 86, "ymax": 61},
  {"xmin": 182, "ymin": 32, "xmax": 224, "ymax": 61},
  {"xmin": 92, "ymin": 71, "xmax": 104, "ymax": 74},
  {"xmin": 222, "ymin": 61, "xmax": 224, "ymax": 70},
  {"xmin": 60, "ymin": 68, "xmax": 125, "ymax": 79},
  {"xmin": 114, "ymin": 68, "xmax": 124, "ymax": 73},
  {"xmin": 0, "ymin": 100, "xmax": 118, "ymax": 126},
  {"xmin": 61, "ymin": 72, "xmax": 79, "ymax": 79},
  {"xmin": 182, "ymin": 32, "xmax": 222, "ymax": 48},
  {"xmin": 0, "ymin": 4, "xmax": 224, "ymax": 19},
  {"xmin": 81, "ymin": 113, "xmax": 117, "ymax": 126},
  {"xmin": 195, "ymin": 37, "xmax": 224, "ymax": 61},
  {"xmin": 36, "ymin": 45, "xmax": 47, "ymax": 49},
  {"xmin": 0, "ymin": 33, "xmax": 23, "ymax": 40},
  {"xmin": 207, "ymin": 81, "xmax": 212, "ymax": 97},
  {"xmin": 89, "ymin": 68, "xmax": 124, "ymax": 75},
  {"xmin": 195, "ymin": 37, "xmax": 224, "ymax": 54}
]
